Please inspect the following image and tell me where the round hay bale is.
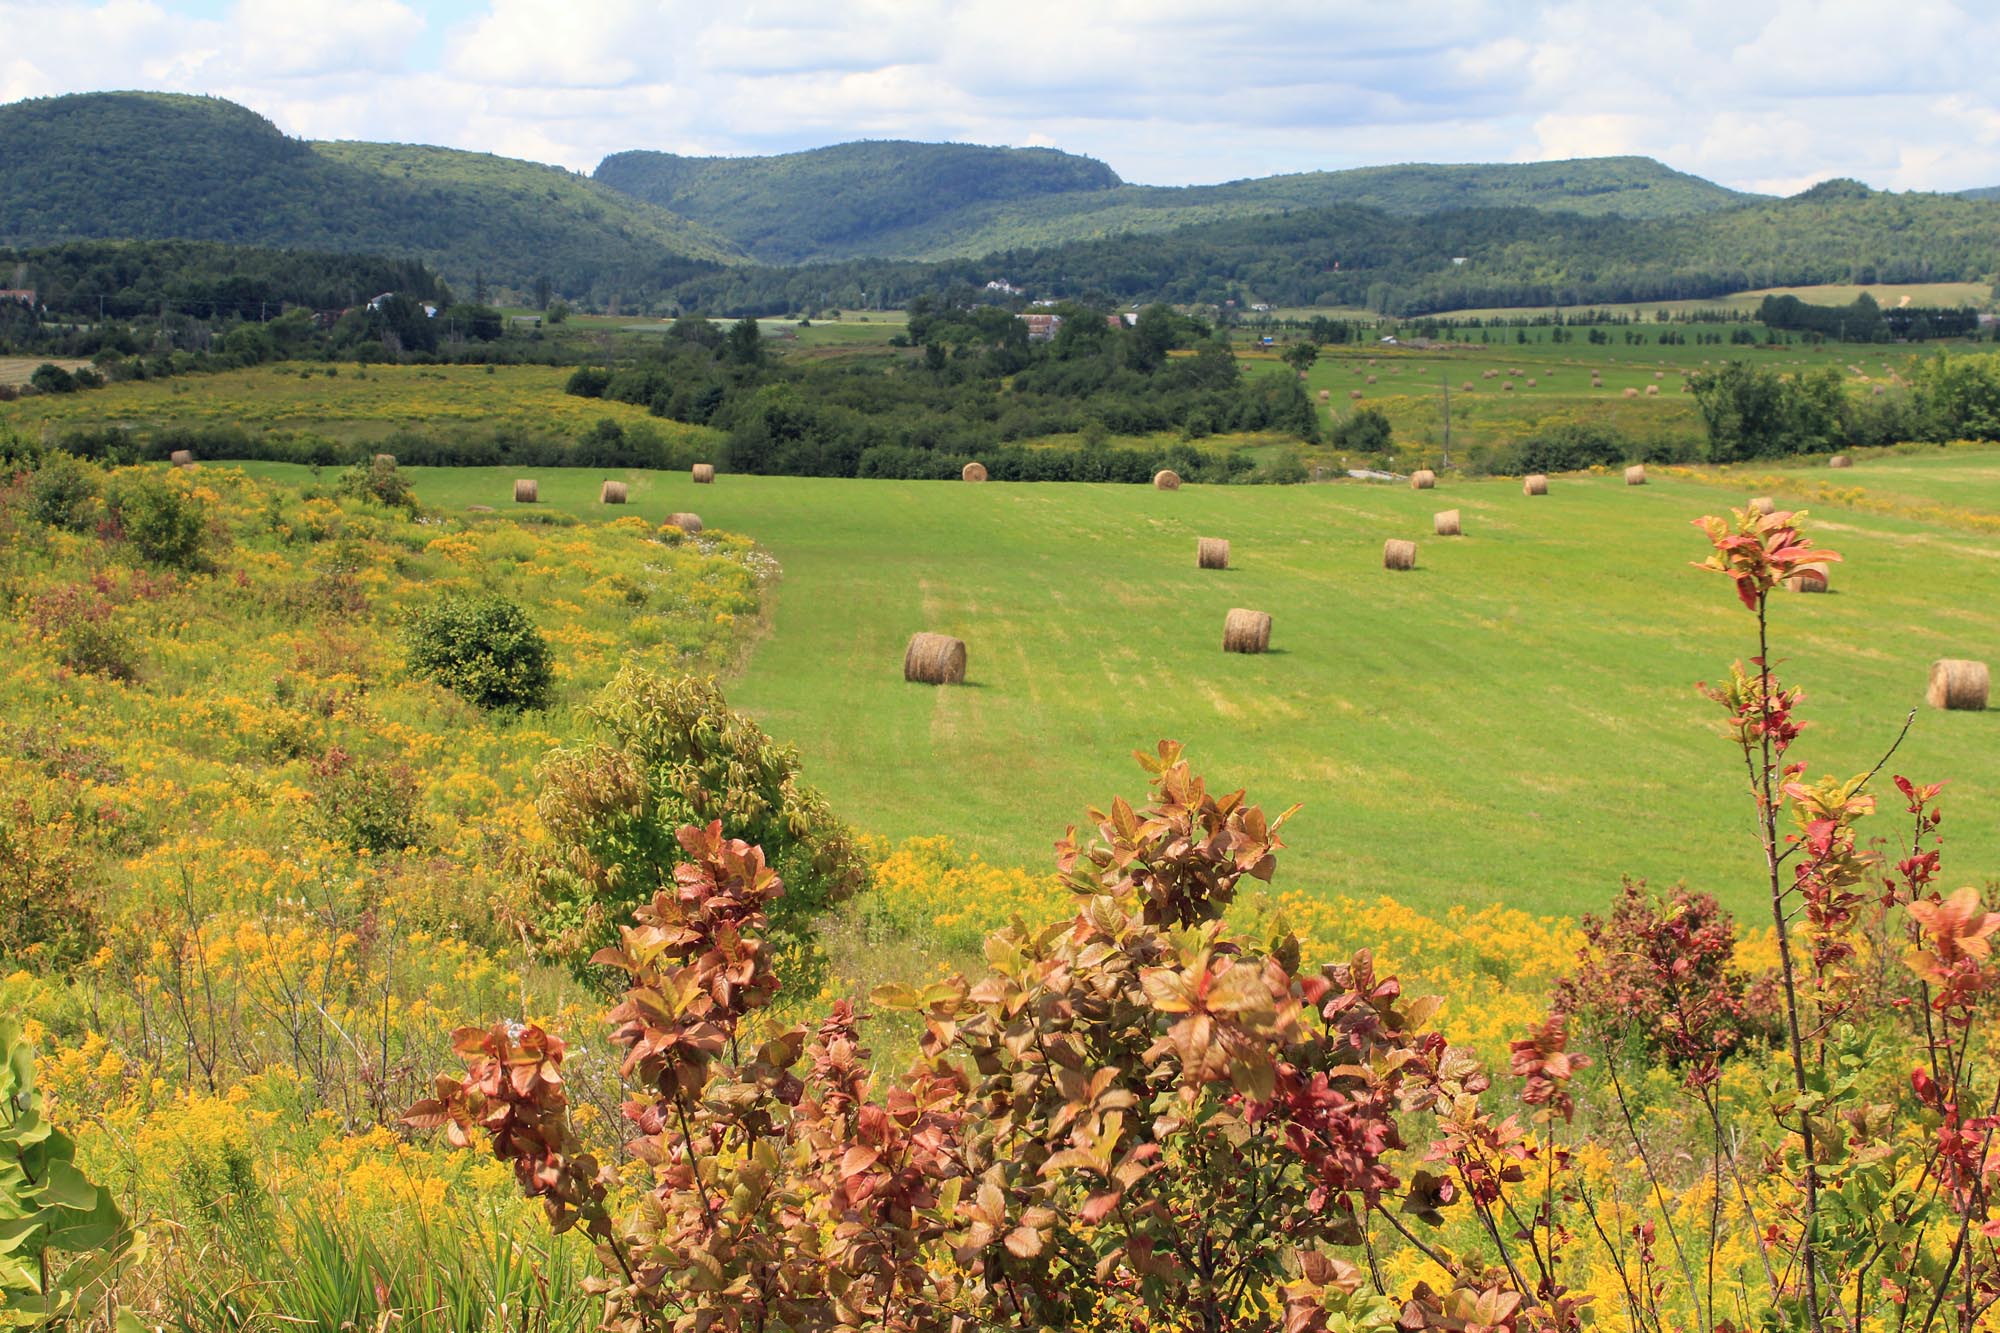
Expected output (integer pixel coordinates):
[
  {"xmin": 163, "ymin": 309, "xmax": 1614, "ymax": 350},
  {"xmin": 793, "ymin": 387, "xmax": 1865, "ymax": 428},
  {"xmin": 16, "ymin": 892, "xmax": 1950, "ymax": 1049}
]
[
  {"xmin": 1749, "ymin": 496, "xmax": 1775, "ymax": 516},
  {"xmin": 1366, "ymin": 374, "xmax": 1378, "ymax": 384},
  {"xmin": 1785, "ymin": 564, "xmax": 1829, "ymax": 594},
  {"xmin": 374, "ymin": 453, "xmax": 396, "ymax": 468},
  {"xmin": 1223, "ymin": 608, "xmax": 1272, "ymax": 654},
  {"xmin": 514, "ymin": 479, "xmax": 538, "ymax": 504},
  {"xmin": 1410, "ymin": 469, "xmax": 1436, "ymax": 490},
  {"xmin": 1434, "ymin": 508, "xmax": 1461, "ymax": 536},
  {"xmin": 1625, "ymin": 464, "xmax": 1646, "ymax": 485},
  {"xmin": 1645, "ymin": 384, "xmax": 1660, "ymax": 396},
  {"xmin": 962, "ymin": 461, "xmax": 988, "ymax": 483},
  {"xmin": 1829, "ymin": 455, "xmax": 1852, "ymax": 468},
  {"xmin": 1197, "ymin": 537, "xmax": 1230, "ymax": 570},
  {"xmin": 1461, "ymin": 381, "xmax": 1474, "ymax": 391},
  {"xmin": 1525, "ymin": 377, "xmax": 1537, "ymax": 388},
  {"xmin": 1523, "ymin": 474, "xmax": 1549, "ymax": 496},
  {"xmin": 1383, "ymin": 538, "xmax": 1416, "ymax": 571},
  {"xmin": 1502, "ymin": 381, "xmax": 1515, "ymax": 392},
  {"xmin": 1623, "ymin": 387, "xmax": 1639, "ymax": 399},
  {"xmin": 1928, "ymin": 659, "xmax": 1990, "ymax": 711},
  {"xmin": 600, "ymin": 480, "xmax": 629, "ymax": 504},
  {"xmin": 666, "ymin": 511, "xmax": 704, "ymax": 534},
  {"xmin": 1349, "ymin": 389, "xmax": 1364, "ymax": 400},
  {"xmin": 1153, "ymin": 469, "xmax": 1182, "ymax": 491},
  {"xmin": 1483, "ymin": 369, "xmax": 1497, "ymax": 379},
  {"xmin": 169, "ymin": 449, "xmax": 194, "ymax": 467},
  {"xmin": 1654, "ymin": 370, "xmax": 1665, "ymax": 379},
  {"xmin": 1318, "ymin": 389, "xmax": 1330, "ymax": 401},
  {"xmin": 1509, "ymin": 367, "xmax": 1523, "ymax": 377},
  {"xmin": 692, "ymin": 463, "xmax": 716, "ymax": 484},
  {"xmin": 903, "ymin": 632, "xmax": 967, "ymax": 685}
]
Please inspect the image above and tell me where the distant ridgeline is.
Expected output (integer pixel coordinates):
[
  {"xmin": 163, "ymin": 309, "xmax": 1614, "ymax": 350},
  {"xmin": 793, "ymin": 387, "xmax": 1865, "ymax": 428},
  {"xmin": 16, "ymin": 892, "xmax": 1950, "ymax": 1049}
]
[{"xmin": 1757, "ymin": 291, "xmax": 1984, "ymax": 342}]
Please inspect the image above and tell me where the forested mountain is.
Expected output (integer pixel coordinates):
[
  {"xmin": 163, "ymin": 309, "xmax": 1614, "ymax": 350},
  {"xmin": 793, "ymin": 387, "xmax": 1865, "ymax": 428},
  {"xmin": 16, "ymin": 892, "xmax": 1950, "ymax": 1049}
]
[
  {"xmin": 595, "ymin": 141, "xmax": 1123, "ymax": 263},
  {"xmin": 1959, "ymin": 185, "xmax": 2000, "ymax": 201},
  {"xmin": 0, "ymin": 92, "xmax": 742, "ymax": 300},
  {"xmin": 595, "ymin": 147, "xmax": 1754, "ymax": 261},
  {"xmin": 657, "ymin": 181, "xmax": 2000, "ymax": 317}
]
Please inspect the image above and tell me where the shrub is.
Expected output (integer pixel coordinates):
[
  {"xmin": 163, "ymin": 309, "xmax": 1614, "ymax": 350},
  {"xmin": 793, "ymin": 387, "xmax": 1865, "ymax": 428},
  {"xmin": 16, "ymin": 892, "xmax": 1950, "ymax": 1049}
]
[
  {"xmin": 335, "ymin": 456, "xmax": 416, "ymax": 513},
  {"xmin": 1329, "ymin": 405, "xmax": 1392, "ymax": 453},
  {"xmin": 304, "ymin": 746, "xmax": 430, "ymax": 854},
  {"xmin": 402, "ymin": 592, "xmax": 552, "ymax": 710},
  {"xmin": 0, "ymin": 799, "xmax": 101, "ymax": 968},
  {"xmin": 531, "ymin": 666, "xmax": 866, "ymax": 986},
  {"xmin": 26, "ymin": 454, "xmax": 99, "ymax": 531},
  {"xmin": 109, "ymin": 472, "xmax": 211, "ymax": 569},
  {"xmin": 24, "ymin": 581, "xmax": 140, "ymax": 681}
]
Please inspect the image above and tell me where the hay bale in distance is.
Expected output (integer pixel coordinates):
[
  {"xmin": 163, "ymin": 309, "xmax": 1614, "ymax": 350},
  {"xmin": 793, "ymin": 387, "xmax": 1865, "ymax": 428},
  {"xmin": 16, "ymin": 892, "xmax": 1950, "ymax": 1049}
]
[
  {"xmin": 1434, "ymin": 509, "xmax": 1461, "ymax": 536},
  {"xmin": 1829, "ymin": 455, "xmax": 1852, "ymax": 469},
  {"xmin": 514, "ymin": 479, "xmax": 538, "ymax": 503},
  {"xmin": 1461, "ymin": 381, "xmax": 1474, "ymax": 391},
  {"xmin": 666, "ymin": 511, "xmax": 704, "ymax": 534},
  {"xmin": 1317, "ymin": 389, "xmax": 1330, "ymax": 401},
  {"xmin": 1383, "ymin": 538, "xmax": 1416, "ymax": 571},
  {"xmin": 1750, "ymin": 496, "xmax": 1775, "ymax": 516},
  {"xmin": 1366, "ymin": 374, "xmax": 1377, "ymax": 384},
  {"xmin": 1197, "ymin": 537, "xmax": 1230, "ymax": 570},
  {"xmin": 1410, "ymin": 469, "xmax": 1436, "ymax": 490},
  {"xmin": 1502, "ymin": 381, "xmax": 1515, "ymax": 392},
  {"xmin": 962, "ymin": 461, "xmax": 988, "ymax": 483},
  {"xmin": 600, "ymin": 480, "xmax": 629, "ymax": 504},
  {"xmin": 1153, "ymin": 469, "xmax": 1182, "ymax": 491},
  {"xmin": 692, "ymin": 463, "xmax": 716, "ymax": 484},
  {"xmin": 169, "ymin": 449, "xmax": 194, "ymax": 467},
  {"xmin": 1525, "ymin": 377, "xmax": 1537, "ymax": 388},
  {"xmin": 1928, "ymin": 659, "xmax": 1990, "ymax": 711},
  {"xmin": 1623, "ymin": 387, "xmax": 1639, "ymax": 399},
  {"xmin": 1785, "ymin": 565, "xmax": 1829, "ymax": 594},
  {"xmin": 903, "ymin": 633, "xmax": 967, "ymax": 685},
  {"xmin": 1349, "ymin": 389, "xmax": 1364, "ymax": 400},
  {"xmin": 1625, "ymin": 464, "xmax": 1646, "ymax": 485},
  {"xmin": 1645, "ymin": 384, "xmax": 1660, "ymax": 396},
  {"xmin": 1223, "ymin": 608, "xmax": 1272, "ymax": 654},
  {"xmin": 1523, "ymin": 474, "xmax": 1549, "ymax": 496}
]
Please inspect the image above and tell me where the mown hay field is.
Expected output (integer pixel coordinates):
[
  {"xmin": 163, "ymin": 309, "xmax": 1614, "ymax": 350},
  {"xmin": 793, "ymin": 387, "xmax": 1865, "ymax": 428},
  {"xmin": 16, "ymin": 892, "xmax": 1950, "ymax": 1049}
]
[{"xmin": 241, "ymin": 457, "xmax": 2000, "ymax": 920}]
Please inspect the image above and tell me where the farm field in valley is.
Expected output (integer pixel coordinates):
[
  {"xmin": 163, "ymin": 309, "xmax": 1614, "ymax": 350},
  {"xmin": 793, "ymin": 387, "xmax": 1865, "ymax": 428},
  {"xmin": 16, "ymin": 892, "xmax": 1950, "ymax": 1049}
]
[{"xmin": 241, "ymin": 456, "xmax": 2000, "ymax": 921}]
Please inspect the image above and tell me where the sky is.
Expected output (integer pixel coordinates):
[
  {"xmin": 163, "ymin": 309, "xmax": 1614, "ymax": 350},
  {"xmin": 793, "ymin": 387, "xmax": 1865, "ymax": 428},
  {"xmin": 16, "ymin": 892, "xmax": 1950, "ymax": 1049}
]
[{"xmin": 3, "ymin": 0, "xmax": 1998, "ymax": 196}]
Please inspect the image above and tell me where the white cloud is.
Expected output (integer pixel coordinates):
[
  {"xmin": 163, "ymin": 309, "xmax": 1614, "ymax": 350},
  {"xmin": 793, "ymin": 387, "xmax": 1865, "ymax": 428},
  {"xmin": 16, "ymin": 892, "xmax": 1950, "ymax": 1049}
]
[{"xmin": 3, "ymin": 0, "xmax": 1999, "ymax": 193}]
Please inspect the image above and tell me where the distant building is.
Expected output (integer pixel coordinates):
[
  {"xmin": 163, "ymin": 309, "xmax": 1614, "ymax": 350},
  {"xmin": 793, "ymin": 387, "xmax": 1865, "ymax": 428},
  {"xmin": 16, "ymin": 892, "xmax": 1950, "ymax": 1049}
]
[
  {"xmin": 1020, "ymin": 312, "xmax": 1063, "ymax": 341},
  {"xmin": 0, "ymin": 288, "xmax": 35, "ymax": 307},
  {"xmin": 984, "ymin": 278, "xmax": 1025, "ymax": 296},
  {"xmin": 1450, "ymin": 257, "xmax": 1469, "ymax": 266},
  {"xmin": 1250, "ymin": 303, "xmax": 1273, "ymax": 312}
]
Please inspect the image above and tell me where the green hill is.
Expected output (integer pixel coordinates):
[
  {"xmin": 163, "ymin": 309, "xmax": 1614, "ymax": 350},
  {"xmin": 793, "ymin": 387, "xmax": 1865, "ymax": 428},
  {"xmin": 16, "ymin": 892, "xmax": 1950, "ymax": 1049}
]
[
  {"xmin": 1958, "ymin": 185, "xmax": 2000, "ymax": 202},
  {"xmin": 0, "ymin": 92, "xmax": 744, "ymax": 300},
  {"xmin": 596, "ymin": 146, "xmax": 1755, "ymax": 262},
  {"xmin": 662, "ymin": 179, "xmax": 2000, "ymax": 317},
  {"xmin": 594, "ymin": 140, "xmax": 1123, "ymax": 264}
]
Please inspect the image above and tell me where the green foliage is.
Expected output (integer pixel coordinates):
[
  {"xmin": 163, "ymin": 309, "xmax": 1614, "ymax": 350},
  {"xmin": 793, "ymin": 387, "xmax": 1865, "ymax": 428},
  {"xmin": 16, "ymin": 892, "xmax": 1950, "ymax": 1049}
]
[
  {"xmin": 531, "ymin": 666, "xmax": 866, "ymax": 986},
  {"xmin": 108, "ymin": 472, "xmax": 211, "ymax": 568},
  {"xmin": 0, "ymin": 799, "xmax": 100, "ymax": 969},
  {"xmin": 1689, "ymin": 361, "xmax": 1845, "ymax": 462},
  {"xmin": 597, "ymin": 145, "xmax": 1743, "ymax": 263},
  {"xmin": 1909, "ymin": 351, "xmax": 2000, "ymax": 440},
  {"xmin": 0, "ymin": 93, "xmax": 743, "ymax": 300},
  {"xmin": 304, "ymin": 746, "xmax": 431, "ymax": 855},
  {"xmin": 402, "ymin": 592, "xmax": 552, "ymax": 711},
  {"xmin": 0, "ymin": 1019, "xmax": 139, "ymax": 1329},
  {"xmin": 335, "ymin": 456, "xmax": 416, "ymax": 512},
  {"xmin": 1329, "ymin": 406, "xmax": 1393, "ymax": 453},
  {"xmin": 25, "ymin": 454, "xmax": 97, "ymax": 531}
]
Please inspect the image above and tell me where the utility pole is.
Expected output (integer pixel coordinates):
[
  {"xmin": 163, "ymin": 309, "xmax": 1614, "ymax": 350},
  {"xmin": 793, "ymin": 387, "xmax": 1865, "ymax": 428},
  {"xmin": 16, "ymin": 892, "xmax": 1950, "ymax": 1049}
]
[{"xmin": 1440, "ymin": 368, "xmax": 1451, "ymax": 470}]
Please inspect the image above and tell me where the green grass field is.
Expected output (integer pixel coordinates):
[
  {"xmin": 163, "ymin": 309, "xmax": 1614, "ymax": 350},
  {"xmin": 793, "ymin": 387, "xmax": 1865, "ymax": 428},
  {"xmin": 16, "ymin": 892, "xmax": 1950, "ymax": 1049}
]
[
  {"xmin": 1265, "ymin": 280, "xmax": 1997, "ymax": 323},
  {"xmin": 240, "ymin": 459, "xmax": 2000, "ymax": 922}
]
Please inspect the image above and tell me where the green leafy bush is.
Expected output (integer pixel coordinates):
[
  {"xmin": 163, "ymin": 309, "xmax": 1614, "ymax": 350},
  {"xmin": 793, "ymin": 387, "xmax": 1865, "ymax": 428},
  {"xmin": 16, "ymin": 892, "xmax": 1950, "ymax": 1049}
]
[
  {"xmin": 335, "ymin": 455, "xmax": 417, "ymax": 513},
  {"xmin": 304, "ymin": 746, "xmax": 430, "ymax": 854},
  {"xmin": 26, "ymin": 454, "xmax": 99, "ymax": 532},
  {"xmin": 531, "ymin": 666, "xmax": 865, "ymax": 986},
  {"xmin": 1, "ymin": 1019, "xmax": 139, "ymax": 1328},
  {"xmin": 402, "ymin": 592, "xmax": 552, "ymax": 710},
  {"xmin": 109, "ymin": 472, "xmax": 210, "ymax": 568}
]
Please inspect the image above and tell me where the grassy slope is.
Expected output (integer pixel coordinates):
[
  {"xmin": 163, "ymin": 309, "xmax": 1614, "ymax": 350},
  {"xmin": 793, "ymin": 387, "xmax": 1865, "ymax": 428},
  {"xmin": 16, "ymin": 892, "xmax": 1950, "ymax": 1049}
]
[{"xmin": 260, "ymin": 463, "xmax": 2000, "ymax": 922}]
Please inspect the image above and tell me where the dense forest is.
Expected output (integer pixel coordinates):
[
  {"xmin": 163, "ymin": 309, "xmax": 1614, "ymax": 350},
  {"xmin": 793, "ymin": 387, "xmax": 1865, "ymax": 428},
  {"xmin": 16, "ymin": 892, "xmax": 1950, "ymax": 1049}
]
[
  {"xmin": 0, "ymin": 93, "xmax": 741, "ymax": 301},
  {"xmin": 596, "ymin": 147, "xmax": 1752, "ymax": 262},
  {"xmin": 0, "ymin": 239, "xmax": 444, "ymax": 318},
  {"xmin": 654, "ymin": 180, "xmax": 2000, "ymax": 317}
]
